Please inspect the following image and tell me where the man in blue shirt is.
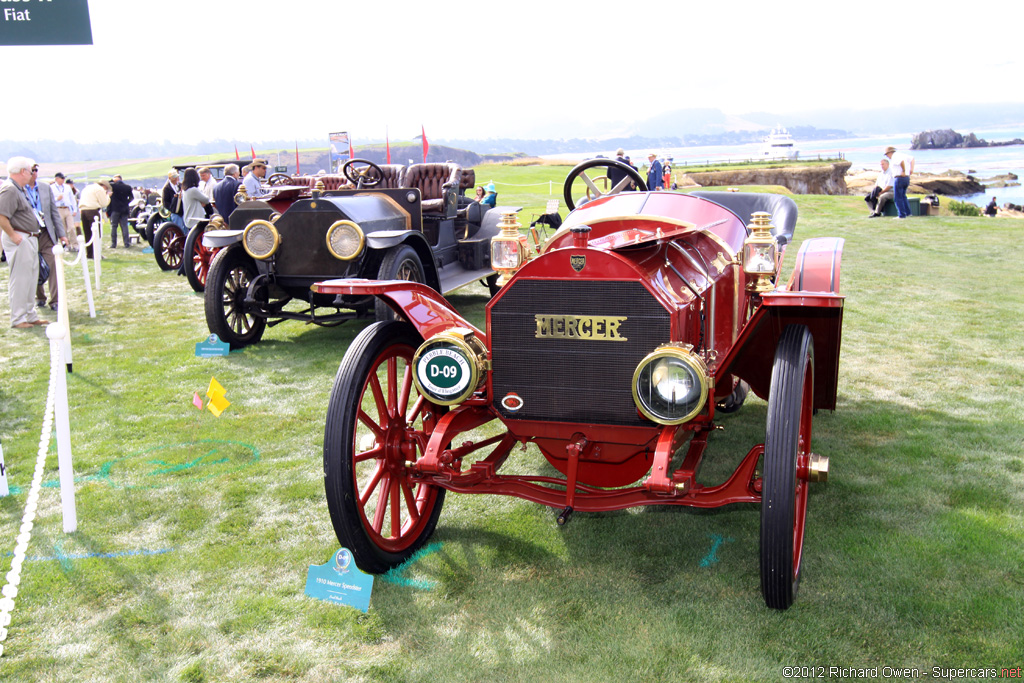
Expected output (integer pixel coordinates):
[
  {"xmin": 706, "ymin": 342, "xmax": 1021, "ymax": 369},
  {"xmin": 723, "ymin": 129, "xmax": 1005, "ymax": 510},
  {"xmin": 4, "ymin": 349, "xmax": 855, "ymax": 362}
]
[{"xmin": 646, "ymin": 153, "xmax": 663, "ymax": 190}]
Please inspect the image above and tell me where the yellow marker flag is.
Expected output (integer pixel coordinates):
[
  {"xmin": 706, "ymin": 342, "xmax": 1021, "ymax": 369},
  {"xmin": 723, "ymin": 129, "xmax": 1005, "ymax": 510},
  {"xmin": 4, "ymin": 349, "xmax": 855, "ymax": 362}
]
[
  {"xmin": 207, "ymin": 377, "xmax": 226, "ymax": 400},
  {"xmin": 208, "ymin": 393, "xmax": 231, "ymax": 417}
]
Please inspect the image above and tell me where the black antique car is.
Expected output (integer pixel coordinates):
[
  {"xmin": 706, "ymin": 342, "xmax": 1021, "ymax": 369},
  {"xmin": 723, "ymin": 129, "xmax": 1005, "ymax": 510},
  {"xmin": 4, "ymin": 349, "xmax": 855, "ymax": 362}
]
[{"xmin": 202, "ymin": 160, "xmax": 507, "ymax": 349}]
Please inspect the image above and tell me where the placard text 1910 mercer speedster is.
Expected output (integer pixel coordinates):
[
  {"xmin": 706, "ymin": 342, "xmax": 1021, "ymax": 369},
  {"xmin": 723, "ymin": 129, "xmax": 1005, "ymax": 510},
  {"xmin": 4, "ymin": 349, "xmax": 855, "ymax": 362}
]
[{"xmin": 315, "ymin": 160, "xmax": 844, "ymax": 609}]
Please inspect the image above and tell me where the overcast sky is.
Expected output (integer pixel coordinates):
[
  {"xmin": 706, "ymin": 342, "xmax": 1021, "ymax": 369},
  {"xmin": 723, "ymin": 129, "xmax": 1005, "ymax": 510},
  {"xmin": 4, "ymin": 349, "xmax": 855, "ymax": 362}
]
[{"xmin": 3, "ymin": 0, "xmax": 1022, "ymax": 145}]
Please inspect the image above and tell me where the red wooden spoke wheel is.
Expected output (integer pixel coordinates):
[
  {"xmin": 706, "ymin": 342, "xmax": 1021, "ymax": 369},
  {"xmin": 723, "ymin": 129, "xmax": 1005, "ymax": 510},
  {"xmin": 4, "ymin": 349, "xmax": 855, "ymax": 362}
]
[
  {"xmin": 184, "ymin": 223, "xmax": 218, "ymax": 293},
  {"xmin": 761, "ymin": 324, "xmax": 814, "ymax": 610},
  {"xmin": 324, "ymin": 321, "xmax": 446, "ymax": 573}
]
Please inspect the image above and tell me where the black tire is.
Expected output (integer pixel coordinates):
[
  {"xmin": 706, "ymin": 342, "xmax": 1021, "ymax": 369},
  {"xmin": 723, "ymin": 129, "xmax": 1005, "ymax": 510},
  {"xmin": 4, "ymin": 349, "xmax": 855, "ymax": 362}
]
[
  {"xmin": 716, "ymin": 379, "xmax": 750, "ymax": 414},
  {"xmin": 153, "ymin": 222, "xmax": 185, "ymax": 271},
  {"xmin": 183, "ymin": 223, "xmax": 208, "ymax": 293},
  {"xmin": 374, "ymin": 245, "xmax": 424, "ymax": 322},
  {"xmin": 761, "ymin": 324, "xmax": 814, "ymax": 610},
  {"xmin": 203, "ymin": 245, "xmax": 266, "ymax": 349},
  {"xmin": 145, "ymin": 212, "xmax": 163, "ymax": 246},
  {"xmin": 324, "ymin": 321, "xmax": 447, "ymax": 573}
]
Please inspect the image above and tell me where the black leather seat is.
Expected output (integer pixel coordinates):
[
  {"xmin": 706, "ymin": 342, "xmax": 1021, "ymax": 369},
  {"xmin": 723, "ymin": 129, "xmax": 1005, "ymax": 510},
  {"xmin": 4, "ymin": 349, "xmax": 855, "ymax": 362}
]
[{"xmin": 690, "ymin": 191, "xmax": 798, "ymax": 244}]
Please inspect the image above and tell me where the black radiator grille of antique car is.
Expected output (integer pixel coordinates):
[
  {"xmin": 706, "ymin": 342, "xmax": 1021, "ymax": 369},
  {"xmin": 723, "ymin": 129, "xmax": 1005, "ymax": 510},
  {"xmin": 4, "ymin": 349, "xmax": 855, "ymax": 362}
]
[{"xmin": 490, "ymin": 279, "xmax": 670, "ymax": 426}]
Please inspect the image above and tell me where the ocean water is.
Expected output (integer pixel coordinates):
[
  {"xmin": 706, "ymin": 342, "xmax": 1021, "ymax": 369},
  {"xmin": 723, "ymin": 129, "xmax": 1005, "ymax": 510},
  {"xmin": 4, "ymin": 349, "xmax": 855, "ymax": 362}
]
[{"xmin": 543, "ymin": 127, "xmax": 1024, "ymax": 206}]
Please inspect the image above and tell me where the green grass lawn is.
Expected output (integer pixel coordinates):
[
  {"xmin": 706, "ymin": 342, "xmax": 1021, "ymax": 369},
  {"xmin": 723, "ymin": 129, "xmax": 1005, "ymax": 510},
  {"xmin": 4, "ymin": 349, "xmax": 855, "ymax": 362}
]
[{"xmin": 1, "ymin": 172, "xmax": 1023, "ymax": 681}]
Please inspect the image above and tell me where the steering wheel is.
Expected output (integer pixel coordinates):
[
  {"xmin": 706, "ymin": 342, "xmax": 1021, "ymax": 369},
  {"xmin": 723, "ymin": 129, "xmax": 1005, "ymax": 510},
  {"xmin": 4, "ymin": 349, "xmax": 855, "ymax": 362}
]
[
  {"xmin": 563, "ymin": 158, "xmax": 646, "ymax": 211},
  {"xmin": 342, "ymin": 159, "xmax": 384, "ymax": 188},
  {"xmin": 268, "ymin": 173, "xmax": 292, "ymax": 186}
]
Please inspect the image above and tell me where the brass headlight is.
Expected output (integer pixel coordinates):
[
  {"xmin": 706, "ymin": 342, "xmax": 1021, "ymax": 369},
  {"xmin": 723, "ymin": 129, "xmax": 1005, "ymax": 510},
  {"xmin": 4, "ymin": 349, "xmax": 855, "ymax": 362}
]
[
  {"xmin": 412, "ymin": 328, "xmax": 488, "ymax": 405},
  {"xmin": 242, "ymin": 220, "xmax": 280, "ymax": 260},
  {"xmin": 325, "ymin": 220, "xmax": 365, "ymax": 261},
  {"xmin": 632, "ymin": 344, "xmax": 709, "ymax": 425}
]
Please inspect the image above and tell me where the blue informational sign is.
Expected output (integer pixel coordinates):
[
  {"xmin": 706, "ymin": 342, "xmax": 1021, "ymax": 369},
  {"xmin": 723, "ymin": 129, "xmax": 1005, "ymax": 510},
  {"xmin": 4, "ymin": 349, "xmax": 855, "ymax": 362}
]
[
  {"xmin": 305, "ymin": 548, "xmax": 374, "ymax": 612},
  {"xmin": 195, "ymin": 334, "xmax": 230, "ymax": 358},
  {"xmin": 0, "ymin": 0, "xmax": 93, "ymax": 45}
]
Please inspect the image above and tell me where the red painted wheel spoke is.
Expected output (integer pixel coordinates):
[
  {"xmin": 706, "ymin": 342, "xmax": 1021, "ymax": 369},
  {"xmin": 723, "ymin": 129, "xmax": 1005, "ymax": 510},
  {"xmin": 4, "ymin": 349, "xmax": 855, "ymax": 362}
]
[
  {"xmin": 357, "ymin": 408, "xmax": 384, "ymax": 440},
  {"xmin": 353, "ymin": 445, "xmax": 383, "ymax": 463},
  {"xmin": 401, "ymin": 479, "xmax": 420, "ymax": 524},
  {"xmin": 389, "ymin": 476, "xmax": 401, "ymax": 538},
  {"xmin": 371, "ymin": 473, "xmax": 390, "ymax": 533},
  {"xmin": 386, "ymin": 357, "xmax": 399, "ymax": 419},
  {"xmin": 398, "ymin": 362, "xmax": 413, "ymax": 419},
  {"xmin": 368, "ymin": 372, "xmax": 387, "ymax": 423},
  {"xmin": 407, "ymin": 395, "xmax": 425, "ymax": 424},
  {"xmin": 359, "ymin": 462, "xmax": 385, "ymax": 507}
]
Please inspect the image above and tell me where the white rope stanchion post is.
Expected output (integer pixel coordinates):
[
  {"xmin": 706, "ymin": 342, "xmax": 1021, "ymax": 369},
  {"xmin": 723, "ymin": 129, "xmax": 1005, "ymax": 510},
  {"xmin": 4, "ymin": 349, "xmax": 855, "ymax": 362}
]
[
  {"xmin": 51, "ymin": 244, "xmax": 73, "ymax": 373},
  {"xmin": 47, "ymin": 323, "xmax": 78, "ymax": 533},
  {"xmin": 92, "ymin": 215, "xmax": 102, "ymax": 291},
  {"xmin": 0, "ymin": 338, "xmax": 61, "ymax": 657},
  {"xmin": 71, "ymin": 236, "xmax": 95, "ymax": 318}
]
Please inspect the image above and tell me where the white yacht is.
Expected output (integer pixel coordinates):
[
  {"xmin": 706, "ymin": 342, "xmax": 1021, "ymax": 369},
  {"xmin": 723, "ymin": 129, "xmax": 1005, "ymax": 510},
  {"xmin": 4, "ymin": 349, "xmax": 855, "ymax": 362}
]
[{"xmin": 759, "ymin": 126, "xmax": 799, "ymax": 159}]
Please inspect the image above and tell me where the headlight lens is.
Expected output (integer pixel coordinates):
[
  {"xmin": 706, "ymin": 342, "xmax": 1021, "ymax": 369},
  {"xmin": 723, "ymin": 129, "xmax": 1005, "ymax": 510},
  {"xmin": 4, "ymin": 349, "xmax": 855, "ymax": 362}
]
[
  {"xmin": 325, "ymin": 220, "xmax": 365, "ymax": 260},
  {"xmin": 632, "ymin": 345, "xmax": 709, "ymax": 424},
  {"xmin": 412, "ymin": 329, "xmax": 487, "ymax": 405},
  {"xmin": 242, "ymin": 220, "xmax": 279, "ymax": 259},
  {"xmin": 490, "ymin": 237, "xmax": 523, "ymax": 270}
]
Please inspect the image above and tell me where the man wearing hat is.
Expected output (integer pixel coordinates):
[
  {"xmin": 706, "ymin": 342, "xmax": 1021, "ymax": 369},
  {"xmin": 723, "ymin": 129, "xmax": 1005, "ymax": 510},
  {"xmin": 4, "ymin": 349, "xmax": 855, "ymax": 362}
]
[
  {"xmin": 646, "ymin": 153, "xmax": 664, "ymax": 191},
  {"xmin": 884, "ymin": 146, "xmax": 915, "ymax": 219},
  {"xmin": 0, "ymin": 156, "xmax": 48, "ymax": 328},
  {"xmin": 243, "ymin": 159, "xmax": 271, "ymax": 199},
  {"xmin": 51, "ymin": 172, "xmax": 79, "ymax": 245},
  {"xmin": 108, "ymin": 173, "xmax": 134, "ymax": 248},
  {"xmin": 161, "ymin": 170, "xmax": 185, "ymax": 229},
  {"xmin": 78, "ymin": 179, "xmax": 111, "ymax": 259}
]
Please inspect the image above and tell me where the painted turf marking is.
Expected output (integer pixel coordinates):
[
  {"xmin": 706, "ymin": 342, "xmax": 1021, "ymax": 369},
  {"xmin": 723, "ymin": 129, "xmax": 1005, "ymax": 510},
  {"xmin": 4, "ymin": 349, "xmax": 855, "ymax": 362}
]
[
  {"xmin": 699, "ymin": 533, "xmax": 734, "ymax": 567},
  {"xmin": 381, "ymin": 542, "xmax": 443, "ymax": 590}
]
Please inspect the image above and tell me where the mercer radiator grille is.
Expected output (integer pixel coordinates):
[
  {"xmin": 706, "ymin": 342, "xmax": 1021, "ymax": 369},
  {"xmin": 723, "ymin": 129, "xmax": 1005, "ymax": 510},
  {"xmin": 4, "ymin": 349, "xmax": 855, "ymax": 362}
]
[{"xmin": 490, "ymin": 279, "xmax": 670, "ymax": 426}]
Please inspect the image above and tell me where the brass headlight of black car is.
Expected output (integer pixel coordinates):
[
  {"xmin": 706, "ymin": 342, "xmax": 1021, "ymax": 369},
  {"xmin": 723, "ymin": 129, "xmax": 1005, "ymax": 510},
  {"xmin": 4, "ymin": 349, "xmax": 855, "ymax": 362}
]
[
  {"xmin": 412, "ymin": 328, "xmax": 488, "ymax": 406},
  {"xmin": 325, "ymin": 220, "xmax": 365, "ymax": 261},
  {"xmin": 242, "ymin": 220, "xmax": 280, "ymax": 260},
  {"xmin": 632, "ymin": 344, "xmax": 709, "ymax": 425}
]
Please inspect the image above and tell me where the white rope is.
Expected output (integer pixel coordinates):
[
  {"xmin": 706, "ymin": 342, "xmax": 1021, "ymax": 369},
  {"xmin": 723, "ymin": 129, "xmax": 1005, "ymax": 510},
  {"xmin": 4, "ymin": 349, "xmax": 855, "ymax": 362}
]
[{"xmin": 0, "ymin": 336, "xmax": 60, "ymax": 657}]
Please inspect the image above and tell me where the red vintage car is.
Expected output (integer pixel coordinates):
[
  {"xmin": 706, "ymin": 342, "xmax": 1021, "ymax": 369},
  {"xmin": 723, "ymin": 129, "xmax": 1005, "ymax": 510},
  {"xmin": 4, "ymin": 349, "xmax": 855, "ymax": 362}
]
[{"xmin": 314, "ymin": 160, "xmax": 845, "ymax": 609}]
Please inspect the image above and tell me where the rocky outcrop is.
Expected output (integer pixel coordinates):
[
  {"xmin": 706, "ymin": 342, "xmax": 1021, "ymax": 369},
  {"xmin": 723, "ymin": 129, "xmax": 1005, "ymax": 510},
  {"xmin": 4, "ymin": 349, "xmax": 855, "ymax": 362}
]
[
  {"xmin": 845, "ymin": 168, "xmax": 986, "ymax": 196},
  {"xmin": 912, "ymin": 128, "xmax": 1024, "ymax": 149},
  {"xmin": 682, "ymin": 161, "xmax": 851, "ymax": 195}
]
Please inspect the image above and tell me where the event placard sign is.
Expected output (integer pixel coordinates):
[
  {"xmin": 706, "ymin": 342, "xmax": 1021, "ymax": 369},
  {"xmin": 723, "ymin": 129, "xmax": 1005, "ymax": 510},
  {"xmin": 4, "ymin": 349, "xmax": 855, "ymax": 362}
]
[
  {"xmin": 305, "ymin": 548, "xmax": 374, "ymax": 612},
  {"xmin": 0, "ymin": 0, "xmax": 93, "ymax": 46}
]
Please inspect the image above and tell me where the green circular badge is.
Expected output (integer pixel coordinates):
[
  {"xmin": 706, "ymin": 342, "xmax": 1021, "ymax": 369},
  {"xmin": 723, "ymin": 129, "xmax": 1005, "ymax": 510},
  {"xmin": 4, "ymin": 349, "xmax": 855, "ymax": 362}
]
[{"xmin": 417, "ymin": 345, "xmax": 471, "ymax": 399}]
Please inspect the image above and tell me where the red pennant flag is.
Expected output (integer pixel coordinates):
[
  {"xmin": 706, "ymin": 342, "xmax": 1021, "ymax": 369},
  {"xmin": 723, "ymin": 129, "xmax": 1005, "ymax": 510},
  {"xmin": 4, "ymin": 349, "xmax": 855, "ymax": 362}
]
[
  {"xmin": 295, "ymin": 142, "xmax": 300, "ymax": 175},
  {"xmin": 386, "ymin": 128, "xmax": 391, "ymax": 164},
  {"xmin": 250, "ymin": 144, "xmax": 256, "ymax": 160},
  {"xmin": 349, "ymin": 136, "xmax": 354, "ymax": 162},
  {"xmin": 234, "ymin": 145, "xmax": 240, "ymax": 161},
  {"xmin": 421, "ymin": 125, "xmax": 429, "ymax": 163}
]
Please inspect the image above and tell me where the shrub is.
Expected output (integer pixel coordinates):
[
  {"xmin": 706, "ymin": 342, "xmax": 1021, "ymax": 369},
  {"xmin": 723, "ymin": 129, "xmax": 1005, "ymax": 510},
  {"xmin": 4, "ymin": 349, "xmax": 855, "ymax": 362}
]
[{"xmin": 947, "ymin": 199, "xmax": 981, "ymax": 217}]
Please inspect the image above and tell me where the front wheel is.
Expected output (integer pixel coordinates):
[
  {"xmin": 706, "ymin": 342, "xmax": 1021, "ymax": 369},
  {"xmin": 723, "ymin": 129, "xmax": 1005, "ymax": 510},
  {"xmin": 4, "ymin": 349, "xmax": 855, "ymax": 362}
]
[
  {"xmin": 203, "ymin": 245, "xmax": 266, "ymax": 349},
  {"xmin": 323, "ymin": 321, "xmax": 447, "ymax": 573},
  {"xmin": 145, "ymin": 212, "xmax": 162, "ymax": 246},
  {"xmin": 375, "ymin": 244, "xmax": 424, "ymax": 322},
  {"xmin": 760, "ymin": 324, "xmax": 814, "ymax": 610},
  {"xmin": 153, "ymin": 222, "xmax": 185, "ymax": 271}
]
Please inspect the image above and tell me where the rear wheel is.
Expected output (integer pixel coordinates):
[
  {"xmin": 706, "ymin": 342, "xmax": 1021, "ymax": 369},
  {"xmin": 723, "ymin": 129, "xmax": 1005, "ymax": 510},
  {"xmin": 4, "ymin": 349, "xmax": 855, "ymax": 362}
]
[
  {"xmin": 324, "ymin": 321, "xmax": 446, "ymax": 573},
  {"xmin": 153, "ymin": 222, "xmax": 185, "ymax": 271},
  {"xmin": 203, "ymin": 245, "xmax": 266, "ymax": 349},
  {"xmin": 145, "ymin": 212, "xmax": 163, "ymax": 246},
  {"xmin": 374, "ymin": 245, "xmax": 424, "ymax": 322},
  {"xmin": 760, "ymin": 324, "xmax": 814, "ymax": 610}
]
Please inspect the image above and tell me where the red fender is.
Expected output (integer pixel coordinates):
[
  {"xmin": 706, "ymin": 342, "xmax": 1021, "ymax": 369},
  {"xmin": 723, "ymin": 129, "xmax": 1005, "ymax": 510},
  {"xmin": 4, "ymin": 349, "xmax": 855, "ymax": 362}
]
[
  {"xmin": 787, "ymin": 237, "xmax": 844, "ymax": 294},
  {"xmin": 311, "ymin": 278, "xmax": 484, "ymax": 342}
]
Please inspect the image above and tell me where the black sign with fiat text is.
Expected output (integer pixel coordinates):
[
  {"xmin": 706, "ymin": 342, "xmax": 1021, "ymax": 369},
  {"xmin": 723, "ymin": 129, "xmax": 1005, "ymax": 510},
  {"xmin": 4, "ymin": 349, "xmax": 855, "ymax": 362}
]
[{"xmin": 0, "ymin": 0, "xmax": 92, "ymax": 46}]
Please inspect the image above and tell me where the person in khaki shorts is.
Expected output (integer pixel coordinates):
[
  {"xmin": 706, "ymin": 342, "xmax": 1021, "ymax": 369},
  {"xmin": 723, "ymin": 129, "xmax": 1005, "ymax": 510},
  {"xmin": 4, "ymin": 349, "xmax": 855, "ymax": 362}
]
[
  {"xmin": 0, "ymin": 156, "xmax": 48, "ymax": 328},
  {"xmin": 51, "ymin": 171, "xmax": 79, "ymax": 246}
]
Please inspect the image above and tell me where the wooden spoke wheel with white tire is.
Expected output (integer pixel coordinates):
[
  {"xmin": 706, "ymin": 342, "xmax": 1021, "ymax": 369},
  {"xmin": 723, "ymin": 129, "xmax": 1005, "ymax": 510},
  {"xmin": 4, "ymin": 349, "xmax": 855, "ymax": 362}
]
[
  {"xmin": 203, "ymin": 244, "xmax": 266, "ymax": 349},
  {"xmin": 374, "ymin": 245, "xmax": 424, "ymax": 322},
  {"xmin": 760, "ymin": 324, "xmax": 814, "ymax": 610},
  {"xmin": 153, "ymin": 222, "xmax": 185, "ymax": 271},
  {"xmin": 323, "ymin": 321, "xmax": 447, "ymax": 573}
]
